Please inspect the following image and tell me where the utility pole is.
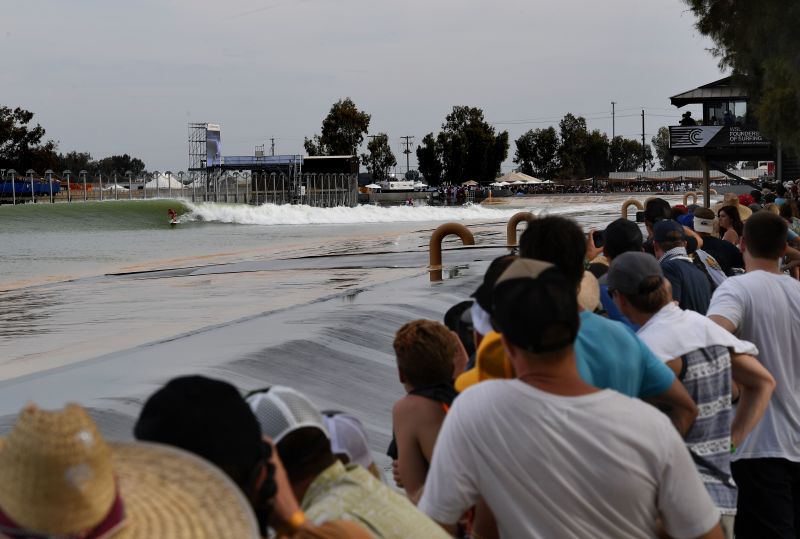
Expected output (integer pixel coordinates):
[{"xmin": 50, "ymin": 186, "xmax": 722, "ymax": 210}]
[
  {"xmin": 611, "ymin": 101, "xmax": 616, "ymax": 140},
  {"xmin": 401, "ymin": 135, "xmax": 415, "ymax": 174},
  {"xmin": 270, "ymin": 138, "xmax": 275, "ymax": 156},
  {"xmin": 641, "ymin": 109, "xmax": 646, "ymax": 172}
]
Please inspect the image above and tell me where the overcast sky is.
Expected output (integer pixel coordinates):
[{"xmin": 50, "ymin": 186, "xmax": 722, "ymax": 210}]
[{"xmin": 5, "ymin": 0, "xmax": 721, "ymax": 173}]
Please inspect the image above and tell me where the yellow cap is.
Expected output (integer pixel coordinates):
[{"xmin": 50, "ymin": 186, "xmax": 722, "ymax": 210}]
[{"xmin": 455, "ymin": 331, "xmax": 515, "ymax": 392}]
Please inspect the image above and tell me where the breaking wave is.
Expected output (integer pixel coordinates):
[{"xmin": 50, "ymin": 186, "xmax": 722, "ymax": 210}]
[{"xmin": 184, "ymin": 202, "xmax": 526, "ymax": 225}]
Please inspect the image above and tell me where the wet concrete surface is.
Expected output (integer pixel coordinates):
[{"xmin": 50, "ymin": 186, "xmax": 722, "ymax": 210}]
[{"xmin": 0, "ymin": 256, "xmax": 488, "ymax": 474}]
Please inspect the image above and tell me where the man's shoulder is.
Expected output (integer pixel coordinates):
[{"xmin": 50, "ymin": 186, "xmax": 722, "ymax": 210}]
[
  {"xmin": 714, "ymin": 271, "xmax": 777, "ymax": 296},
  {"xmin": 457, "ymin": 379, "xmax": 516, "ymax": 403},
  {"xmin": 579, "ymin": 311, "xmax": 637, "ymax": 340},
  {"xmin": 393, "ymin": 393, "xmax": 449, "ymax": 415}
]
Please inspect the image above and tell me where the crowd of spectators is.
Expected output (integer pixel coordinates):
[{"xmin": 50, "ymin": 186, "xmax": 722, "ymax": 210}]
[
  {"xmin": 1, "ymin": 182, "xmax": 799, "ymax": 538},
  {"xmin": 430, "ymin": 178, "xmax": 771, "ymax": 204}
]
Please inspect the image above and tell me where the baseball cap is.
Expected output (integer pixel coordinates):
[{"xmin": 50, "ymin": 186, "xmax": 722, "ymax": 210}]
[
  {"xmin": 693, "ymin": 207, "xmax": 716, "ymax": 234},
  {"xmin": 321, "ymin": 411, "xmax": 373, "ymax": 470},
  {"xmin": 471, "ymin": 254, "xmax": 517, "ymax": 313},
  {"xmin": 607, "ymin": 252, "xmax": 664, "ymax": 295},
  {"xmin": 603, "ymin": 218, "xmax": 643, "ymax": 260},
  {"xmin": 653, "ymin": 220, "xmax": 686, "ymax": 243},
  {"xmin": 492, "ymin": 259, "xmax": 580, "ymax": 353},
  {"xmin": 676, "ymin": 212, "xmax": 694, "ymax": 229},
  {"xmin": 246, "ymin": 386, "xmax": 329, "ymax": 444},
  {"xmin": 454, "ymin": 331, "xmax": 514, "ymax": 392}
]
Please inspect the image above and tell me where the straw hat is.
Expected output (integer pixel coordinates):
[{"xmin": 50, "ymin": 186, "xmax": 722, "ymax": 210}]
[
  {"xmin": 712, "ymin": 192, "xmax": 753, "ymax": 221},
  {"xmin": 0, "ymin": 404, "xmax": 259, "ymax": 538},
  {"xmin": 578, "ymin": 270, "xmax": 600, "ymax": 313}
]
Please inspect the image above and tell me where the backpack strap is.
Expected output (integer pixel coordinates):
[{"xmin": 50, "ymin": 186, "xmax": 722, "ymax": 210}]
[{"xmin": 690, "ymin": 252, "xmax": 718, "ymax": 292}]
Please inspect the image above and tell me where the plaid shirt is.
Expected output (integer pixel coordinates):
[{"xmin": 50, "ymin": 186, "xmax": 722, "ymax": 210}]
[{"xmin": 303, "ymin": 461, "xmax": 450, "ymax": 538}]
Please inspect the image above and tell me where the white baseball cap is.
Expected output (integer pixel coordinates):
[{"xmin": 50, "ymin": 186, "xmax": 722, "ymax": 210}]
[
  {"xmin": 246, "ymin": 386, "xmax": 329, "ymax": 444},
  {"xmin": 321, "ymin": 411, "xmax": 374, "ymax": 470}
]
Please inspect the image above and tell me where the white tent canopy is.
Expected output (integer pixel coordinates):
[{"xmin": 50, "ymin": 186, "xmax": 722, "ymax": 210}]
[
  {"xmin": 144, "ymin": 174, "xmax": 184, "ymax": 189},
  {"xmin": 364, "ymin": 183, "xmax": 382, "ymax": 189},
  {"xmin": 495, "ymin": 171, "xmax": 543, "ymax": 184}
]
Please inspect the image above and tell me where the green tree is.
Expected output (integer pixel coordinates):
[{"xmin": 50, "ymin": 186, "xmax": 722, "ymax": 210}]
[
  {"xmin": 58, "ymin": 151, "xmax": 93, "ymax": 173},
  {"xmin": 610, "ymin": 136, "xmax": 654, "ymax": 171},
  {"xmin": 683, "ymin": 0, "xmax": 800, "ymax": 151},
  {"xmin": 583, "ymin": 129, "xmax": 611, "ymax": 177},
  {"xmin": 557, "ymin": 113, "xmax": 589, "ymax": 178},
  {"xmin": 404, "ymin": 169, "xmax": 420, "ymax": 181},
  {"xmin": 416, "ymin": 133, "xmax": 443, "ymax": 186},
  {"xmin": 513, "ymin": 127, "xmax": 560, "ymax": 179},
  {"xmin": 360, "ymin": 133, "xmax": 397, "ymax": 180},
  {"xmin": 92, "ymin": 154, "xmax": 146, "ymax": 176},
  {"xmin": 305, "ymin": 98, "xmax": 371, "ymax": 156},
  {"xmin": 437, "ymin": 106, "xmax": 509, "ymax": 184},
  {"xmin": 0, "ymin": 106, "xmax": 58, "ymax": 171},
  {"xmin": 303, "ymin": 135, "xmax": 323, "ymax": 156}
]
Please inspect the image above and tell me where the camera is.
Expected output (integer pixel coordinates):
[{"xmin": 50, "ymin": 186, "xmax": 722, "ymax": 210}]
[{"xmin": 635, "ymin": 211, "xmax": 646, "ymax": 223}]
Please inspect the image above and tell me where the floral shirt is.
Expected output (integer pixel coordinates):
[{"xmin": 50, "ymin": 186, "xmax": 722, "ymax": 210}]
[{"xmin": 302, "ymin": 461, "xmax": 450, "ymax": 539}]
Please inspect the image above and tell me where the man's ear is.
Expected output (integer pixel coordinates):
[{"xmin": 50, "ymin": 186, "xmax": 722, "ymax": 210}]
[{"xmin": 612, "ymin": 289, "xmax": 628, "ymax": 310}]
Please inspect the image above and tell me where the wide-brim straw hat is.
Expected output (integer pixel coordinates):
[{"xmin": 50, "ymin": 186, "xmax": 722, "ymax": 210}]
[
  {"xmin": 578, "ymin": 270, "xmax": 600, "ymax": 313},
  {"xmin": 0, "ymin": 404, "xmax": 259, "ymax": 538},
  {"xmin": 712, "ymin": 192, "xmax": 753, "ymax": 221}
]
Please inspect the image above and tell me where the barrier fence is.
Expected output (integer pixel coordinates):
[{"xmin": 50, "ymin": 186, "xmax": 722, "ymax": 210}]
[{"xmin": 0, "ymin": 173, "xmax": 359, "ymax": 208}]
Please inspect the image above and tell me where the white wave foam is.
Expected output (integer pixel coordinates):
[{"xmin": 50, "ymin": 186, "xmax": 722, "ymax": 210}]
[{"xmin": 184, "ymin": 202, "xmax": 526, "ymax": 225}]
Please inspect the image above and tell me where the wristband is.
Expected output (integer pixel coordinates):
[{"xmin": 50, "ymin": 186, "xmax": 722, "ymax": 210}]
[
  {"xmin": 730, "ymin": 442, "xmax": 736, "ymax": 454},
  {"xmin": 279, "ymin": 510, "xmax": 306, "ymax": 535}
]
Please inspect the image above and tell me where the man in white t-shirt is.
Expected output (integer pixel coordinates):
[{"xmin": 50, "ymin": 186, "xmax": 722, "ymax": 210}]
[
  {"xmin": 707, "ymin": 211, "xmax": 800, "ymax": 538},
  {"xmin": 418, "ymin": 258, "xmax": 722, "ymax": 539}
]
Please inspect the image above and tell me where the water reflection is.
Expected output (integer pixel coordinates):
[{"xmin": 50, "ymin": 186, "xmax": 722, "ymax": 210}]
[{"xmin": 0, "ymin": 288, "xmax": 58, "ymax": 339}]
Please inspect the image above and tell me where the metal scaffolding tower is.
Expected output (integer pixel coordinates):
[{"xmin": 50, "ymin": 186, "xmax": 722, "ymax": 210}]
[{"xmin": 188, "ymin": 123, "xmax": 208, "ymax": 196}]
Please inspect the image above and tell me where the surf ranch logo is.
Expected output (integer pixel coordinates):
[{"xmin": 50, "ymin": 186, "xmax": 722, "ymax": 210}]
[{"xmin": 670, "ymin": 126, "xmax": 723, "ymax": 148}]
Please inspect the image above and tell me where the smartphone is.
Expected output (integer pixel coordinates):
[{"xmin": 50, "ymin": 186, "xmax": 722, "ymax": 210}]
[
  {"xmin": 592, "ymin": 230, "xmax": 605, "ymax": 249},
  {"xmin": 635, "ymin": 211, "xmax": 646, "ymax": 223}
]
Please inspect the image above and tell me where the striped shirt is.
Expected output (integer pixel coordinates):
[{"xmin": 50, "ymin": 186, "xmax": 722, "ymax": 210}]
[{"xmin": 680, "ymin": 344, "xmax": 736, "ymax": 515}]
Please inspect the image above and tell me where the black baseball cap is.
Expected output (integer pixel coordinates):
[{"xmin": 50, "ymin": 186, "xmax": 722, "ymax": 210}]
[
  {"xmin": 492, "ymin": 259, "xmax": 579, "ymax": 354},
  {"xmin": 471, "ymin": 254, "xmax": 517, "ymax": 314}
]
